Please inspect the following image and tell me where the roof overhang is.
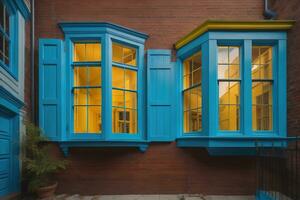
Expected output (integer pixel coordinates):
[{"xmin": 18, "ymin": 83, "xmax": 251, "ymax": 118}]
[{"xmin": 175, "ymin": 20, "xmax": 295, "ymax": 50}]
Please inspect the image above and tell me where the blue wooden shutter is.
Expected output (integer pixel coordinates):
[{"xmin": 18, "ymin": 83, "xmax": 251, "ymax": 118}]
[
  {"xmin": 147, "ymin": 50, "xmax": 175, "ymax": 141},
  {"xmin": 39, "ymin": 39, "xmax": 65, "ymax": 141}
]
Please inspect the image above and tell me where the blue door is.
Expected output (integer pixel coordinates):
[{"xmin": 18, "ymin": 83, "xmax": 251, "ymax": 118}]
[{"xmin": 0, "ymin": 108, "xmax": 19, "ymax": 197}]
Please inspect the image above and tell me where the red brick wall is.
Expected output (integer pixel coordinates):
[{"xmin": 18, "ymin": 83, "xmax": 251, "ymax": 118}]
[
  {"xmin": 35, "ymin": 0, "xmax": 265, "ymax": 195},
  {"xmin": 271, "ymin": 0, "xmax": 300, "ymax": 137}
]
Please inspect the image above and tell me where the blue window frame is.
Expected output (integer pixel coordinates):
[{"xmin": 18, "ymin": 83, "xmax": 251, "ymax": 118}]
[
  {"xmin": 0, "ymin": 0, "xmax": 18, "ymax": 79},
  {"xmin": 175, "ymin": 20, "xmax": 293, "ymax": 150},
  {"xmin": 58, "ymin": 23, "xmax": 147, "ymax": 143}
]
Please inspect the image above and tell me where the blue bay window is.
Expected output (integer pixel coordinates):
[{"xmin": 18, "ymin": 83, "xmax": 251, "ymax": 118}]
[
  {"xmin": 39, "ymin": 23, "xmax": 148, "ymax": 155},
  {"xmin": 175, "ymin": 20, "xmax": 294, "ymax": 153}
]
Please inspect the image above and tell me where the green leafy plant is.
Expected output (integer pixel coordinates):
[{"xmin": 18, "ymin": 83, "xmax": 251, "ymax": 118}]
[{"xmin": 23, "ymin": 122, "xmax": 68, "ymax": 192}]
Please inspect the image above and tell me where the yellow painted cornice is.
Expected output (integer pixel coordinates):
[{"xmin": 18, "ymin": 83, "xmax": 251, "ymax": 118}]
[{"xmin": 175, "ymin": 20, "xmax": 295, "ymax": 50}]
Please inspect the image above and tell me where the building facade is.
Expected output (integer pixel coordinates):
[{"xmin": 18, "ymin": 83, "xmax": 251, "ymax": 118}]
[{"xmin": 1, "ymin": 0, "xmax": 300, "ymax": 199}]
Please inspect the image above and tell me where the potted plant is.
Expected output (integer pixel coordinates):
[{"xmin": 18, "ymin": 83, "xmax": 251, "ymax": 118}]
[{"xmin": 23, "ymin": 123, "xmax": 68, "ymax": 199}]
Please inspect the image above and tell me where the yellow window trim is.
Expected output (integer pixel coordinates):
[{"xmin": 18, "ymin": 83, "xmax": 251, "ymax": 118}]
[{"xmin": 175, "ymin": 20, "xmax": 295, "ymax": 50}]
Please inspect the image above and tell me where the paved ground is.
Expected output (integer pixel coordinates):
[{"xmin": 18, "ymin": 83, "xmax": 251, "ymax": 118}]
[{"xmin": 49, "ymin": 194, "xmax": 255, "ymax": 200}]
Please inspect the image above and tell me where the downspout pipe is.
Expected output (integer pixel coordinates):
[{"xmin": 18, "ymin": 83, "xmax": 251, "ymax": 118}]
[
  {"xmin": 263, "ymin": 0, "xmax": 277, "ymax": 19},
  {"xmin": 30, "ymin": 0, "xmax": 35, "ymax": 123}
]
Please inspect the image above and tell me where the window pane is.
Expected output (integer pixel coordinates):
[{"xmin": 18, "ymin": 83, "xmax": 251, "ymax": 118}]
[
  {"xmin": 74, "ymin": 106, "xmax": 87, "ymax": 133},
  {"xmin": 218, "ymin": 64, "xmax": 229, "ymax": 79},
  {"xmin": 192, "ymin": 68, "xmax": 201, "ymax": 85},
  {"xmin": 219, "ymin": 82, "xmax": 229, "ymax": 104},
  {"xmin": 229, "ymin": 65, "xmax": 239, "ymax": 79},
  {"xmin": 112, "ymin": 43, "xmax": 136, "ymax": 66},
  {"xmin": 127, "ymin": 109, "xmax": 137, "ymax": 134},
  {"xmin": 125, "ymin": 91, "xmax": 137, "ymax": 109},
  {"xmin": 112, "ymin": 67, "xmax": 124, "ymax": 89},
  {"xmin": 252, "ymin": 46, "xmax": 272, "ymax": 80},
  {"xmin": 183, "ymin": 90, "xmax": 190, "ymax": 111},
  {"xmin": 183, "ymin": 74, "xmax": 191, "ymax": 89},
  {"xmin": 252, "ymin": 82, "xmax": 272, "ymax": 105},
  {"xmin": 229, "ymin": 82, "xmax": 240, "ymax": 104},
  {"xmin": 183, "ymin": 111, "xmax": 190, "ymax": 133},
  {"xmin": 112, "ymin": 89, "xmax": 124, "ymax": 107},
  {"xmin": 219, "ymin": 105, "xmax": 229, "ymax": 130},
  {"xmin": 112, "ymin": 107, "xmax": 125, "ymax": 133},
  {"xmin": 218, "ymin": 46, "xmax": 228, "ymax": 64},
  {"xmin": 89, "ymin": 67, "xmax": 101, "ymax": 86},
  {"xmin": 73, "ymin": 43, "xmax": 101, "ymax": 62},
  {"xmin": 191, "ymin": 108, "xmax": 202, "ymax": 131},
  {"xmin": 125, "ymin": 69, "xmax": 137, "ymax": 90},
  {"xmin": 74, "ymin": 89, "xmax": 87, "ymax": 105},
  {"xmin": 88, "ymin": 88, "xmax": 101, "ymax": 105},
  {"xmin": 252, "ymin": 82, "xmax": 273, "ymax": 131},
  {"xmin": 190, "ymin": 87, "xmax": 201, "ymax": 110},
  {"xmin": 88, "ymin": 106, "xmax": 101, "ymax": 133},
  {"xmin": 5, "ymin": 7, "xmax": 9, "ymax": 35},
  {"xmin": 74, "ymin": 67, "xmax": 88, "ymax": 86},
  {"xmin": 229, "ymin": 47, "xmax": 239, "ymax": 65}
]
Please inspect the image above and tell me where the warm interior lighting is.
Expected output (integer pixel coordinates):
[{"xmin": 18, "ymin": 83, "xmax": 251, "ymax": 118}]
[
  {"xmin": 112, "ymin": 66, "xmax": 137, "ymax": 133},
  {"xmin": 183, "ymin": 52, "xmax": 202, "ymax": 133},
  {"xmin": 252, "ymin": 46, "xmax": 273, "ymax": 130},
  {"xmin": 218, "ymin": 46, "xmax": 240, "ymax": 131},
  {"xmin": 112, "ymin": 42, "xmax": 137, "ymax": 66},
  {"xmin": 73, "ymin": 42, "xmax": 102, "ymax": 133}
]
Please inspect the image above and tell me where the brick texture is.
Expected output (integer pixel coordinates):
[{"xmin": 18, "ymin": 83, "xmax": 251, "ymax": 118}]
[
  {"xmin": 34, "ymin": 0, "xmax": 265, "ymax": 195},
  {"xmin": 271, "ymin": 0, "xmax": 300, "ymax": 137}
]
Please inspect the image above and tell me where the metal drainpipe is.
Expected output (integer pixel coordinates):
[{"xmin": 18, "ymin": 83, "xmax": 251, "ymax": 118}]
[
  {"xmin": 263, "ymin": 0, "xmax": 277, "ymax": 19},
  {"xmin": 30, "ymin": 0, "xmax": 35, "ymax": 123}
]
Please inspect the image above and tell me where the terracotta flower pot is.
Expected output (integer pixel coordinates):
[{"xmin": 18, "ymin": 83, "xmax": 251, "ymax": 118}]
[{"xmin": 36, "ymin": 182, "xmax": 58, "ymax": 199}]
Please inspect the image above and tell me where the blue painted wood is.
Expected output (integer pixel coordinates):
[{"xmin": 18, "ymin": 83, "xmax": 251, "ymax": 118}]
[
  {"xmin": 39, "ymin": 39, "xmax": 65, "ymax": 141},
  {"xmin": 0, "ymin": 108, "xmax": 20, "ymax": 197},
  {"xmin": 147, "ymin": 50, "xmax": 175, "ymax": 141}
]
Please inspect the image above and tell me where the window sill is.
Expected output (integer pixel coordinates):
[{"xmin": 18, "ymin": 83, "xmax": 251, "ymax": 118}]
[
  {"xmin": 58, "ymin": 140, "xmax": 149, "ymax": 156},
  {"xmin": 176, "ymin": 135, "xmax": 289, "ymax": 156}
]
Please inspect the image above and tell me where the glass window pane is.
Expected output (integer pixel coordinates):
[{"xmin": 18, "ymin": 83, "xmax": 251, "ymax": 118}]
[
  {"xmin": 218, "ymin": 46, "xmax": 228, "ymax": 64},
  {"xmin": 260, "ymin": 47, "xmax": 272, "ymax": 64},
  {"xmin": 229, "ymin": 47, "xmax": 239, "ymax": 65},
  {"xmin": 112, "ymin": 43, "xmax": 137, "ymax": 66},
  {"xmin": 89, "ymin": 67, "xmax": 101, "ymax": 86},
  {"xmin": 183, "ymin": 60, "xmax": 191, "ymax": 76},
  {"xmin": 112, "ymin": 89, "xmax": 124, "ymax": 107},
  {"xmin": 251, "ymin": 64, "xmax": 261, "ymax": 79},
  {"xmin": 74, "ymin": 106, "xmax": 87, "ymax": 133},
  {"xmin": 88, "ymin": 88, "xmax": 101, "ymax": 105},
  {"xmin": 183, "ymin": 111, "xmax": 190, "ymax": 133},
  {"xmin": 73, "ymin": 43, "xmax": 101, "ymax": 62},
  {"xmin": 125, "ymin": 69, "xmax": 137, "ymax": 90},
  {"xmin": 252, "ymin": 82, "xmax": 272, "ymax": 105},
  {"xmin": 112, "ymin": 67, "xmax": 124, "ymax": 89},
  {"xmin": 191, "ymin": 108, "xmax": 201, "ymax": 131},
  {"xmin": 112, "ymin": 107, "xmax": 124, "ymax": 133},
  {"xmin": 252, "ymin": 47, "xmax": 260, "ymax": 65},
  {"xmin": 229, "ymin": 82, "xmax": 240, "ymax": 105},
  {"xmin": 228, "ymin": 105, "xmax": 239, "ymax": 131},
  {"xmin": 5, "ymin": 7, "xmax": 9, "ymax": 35},
  {"xmin": 183, "ymin": 74, "xmax": 191, "ymax": 89},
  {"xmin": 218, "ymin": 64, "xmax": 229, "ymax": 79},
  {"xmin": 74, "ymin": 89, "xmax": 87, "ymax": 105},
  {"xmin": 193, "ymin": 53, "xmax": 202, "ymax": 70},
  {"xmin": 74, "ymin": 67, "xmax": 88, "ymax": 86},
  {"xmin": 219, "ymin": 82, "xmax": 229, "ymax": 105},
  {"xmin": 88, "ymin": 106, "xmax": 101, "ymax": 133},
  {"xmin": 229, "ymin": 65, "xmax": 239, "ymax": 79},
  {"xmin": 190, "ymin": 87, "xmax": 201, "ymax": 109},
  {"xmin": 192, "ymin": 68, "xmax": 201, "ymax": 85},
  {"xmin": 125, "ymin": 91, "xmax": 137, "ymax": 109},
  {"xmin": 219, "ymin": 105, "xmax": 229, "ymax": 130},
  {"xmin": 262, "ymin": 64, "xmax": 272, "ymax": 79},
  {"xmin": 127, "ymin": 109, "xmax": 137, "ymax": 134},
  {"xmin": 183, "ymin": 90, "xmax": 190, "ymax": 111}
]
